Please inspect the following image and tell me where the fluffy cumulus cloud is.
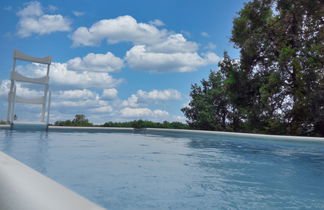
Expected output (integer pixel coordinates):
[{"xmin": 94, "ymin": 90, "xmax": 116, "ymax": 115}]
[
  {"xmin": 120, "ymin": 107, "xmax": 169, "ymax": 117},
  {"xmin": 54, "ymin": 89, "xmax": 96, "ymax": 99},
  {"xmin": 146, "ymin": 34, "xmax": 198, "ymax": 53},
  {"xmin": 71, "ymin": 15, "xmax": 166, "ymax": 46},
  {"xmin": 89, "ymin": 106, "xmax": 113, "ymax": 113},
  {"xmin": 71, "ymin": 15, "xmax": 221, "ymax": 73},
  {"xmin": 136, "ymin": 89, "xmax": 181, "ymax": 101},
  {"xmin": 122, "ymin": 89, "xmax": 181, "ymax": 107},
  {"xmin": 0, "ymin": 80, "xmax": 43, "ymax": 98},
  {"xmin": 0, "ymin": 79, "xmax": 178, "ymax": 123},
  {"xmin": 102, "ymin": 88, "xmax": 118, "ymax": 99},
  {"xmin": 19, "ymin": 62, "xmax": 123, "ymax": 88},
  {"xmin": 0, "ymin": 79, "xmax": 115, "ymax": 121},
  {"xmin": 67, "ymin": 52, "xmax": 123, "ymax": 72},
  {"xmin": 126, "ymin": 45, "xmax": 221, "ymax": 72},
  {"xmin": 70, "ymin": 15, "xmax": 195, "ymax": 51},
  {"xmin": 17, "ymin": 1, "xmax": 71, "ymax": 37}
]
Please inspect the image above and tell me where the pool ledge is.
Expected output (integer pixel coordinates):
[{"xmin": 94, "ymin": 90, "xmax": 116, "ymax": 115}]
[
  {"xmin": 1, "ymin": 124, "xmax": 323, "ymax": 143},
  {"xmin": 50, "ymin": 126, "xmax": 324, "ymax": 143},
  {"xmin": 146, "ymin": 128, "xmax": 324, "ymax": 143},
  {"xmin": 0, "ymin": 151, "xmax": 106, "ymax": 210}
]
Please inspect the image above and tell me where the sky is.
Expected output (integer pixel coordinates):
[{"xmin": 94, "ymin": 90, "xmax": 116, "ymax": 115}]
[{"xmin": 0, "ymin": 0, "xmax": 247, "ymax": 124}]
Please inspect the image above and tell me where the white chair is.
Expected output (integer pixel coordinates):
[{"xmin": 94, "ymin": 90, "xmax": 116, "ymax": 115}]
[{"xmin": 7, "ymin": 50, "xmax": 52, "ymax": 127}]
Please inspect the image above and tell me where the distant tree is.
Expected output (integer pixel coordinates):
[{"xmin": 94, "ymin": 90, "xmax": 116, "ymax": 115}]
[
  {"xmin": 54, "ymin": 114, "xmax": 93, "ymax": 126},
  {"xmin": 102, "ymin": 120, "xmax": 189, "ymax": 129}
]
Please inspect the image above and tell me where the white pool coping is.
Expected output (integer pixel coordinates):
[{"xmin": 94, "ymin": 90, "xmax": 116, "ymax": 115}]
[
  {"xmin": 0, "ymin": 151, "xmax": 105, "ymax": 210},
  {"xmin": 146, "ymin": 128, "xmax": 324, "ymax": 143}
]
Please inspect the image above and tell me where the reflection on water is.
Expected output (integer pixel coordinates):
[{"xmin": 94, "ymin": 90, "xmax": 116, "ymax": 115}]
[
  {"xmin": 1, "ymin": 130, "xmax": 50, "ymax": 174},
  {"xmin": 0, "ymin": 129, "xmax": 324, "ymax": 210}
]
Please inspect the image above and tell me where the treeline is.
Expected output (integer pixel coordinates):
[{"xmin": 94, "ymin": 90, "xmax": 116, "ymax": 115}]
[
  {"xmin": 182, "ymin": 0, "xmax": 324, "ymax": 136},
  {"xmin": 102, "ymin": 120, "xmax": 189, "ymax": 129},
  {"xmin": 54, "ymin": 114, "xmax": 93, "ymax": 127},
  {"xmin": 54, "ymin": 114, "xmax": 188, "ymax": 129}
]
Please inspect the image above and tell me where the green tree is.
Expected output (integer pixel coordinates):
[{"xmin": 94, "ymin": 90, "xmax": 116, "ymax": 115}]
[
  {"xmin": 182, "ymin": 0, "xmax": 324, "ymax": 136},
  {"xmin": 54, "ymin": 114, "xmax": 93, "ymax": 126},
  {"xmin": 182, "ymin": 70, "xmax": 229, "ymax": 130}
]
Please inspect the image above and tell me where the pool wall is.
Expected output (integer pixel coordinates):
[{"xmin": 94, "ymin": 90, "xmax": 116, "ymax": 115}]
[{"xmin": 0, "ymin": 151, "xmax": 105, "ymax": 210}]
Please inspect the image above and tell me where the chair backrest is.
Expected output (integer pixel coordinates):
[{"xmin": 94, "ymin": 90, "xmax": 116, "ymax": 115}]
[
  {"xmin": 7, "ymin": 50, "xmax": 52, "ymax": 124},
  {"xmin": 13, "ymin": 50, "xmax": 52, "ymax": 76}
]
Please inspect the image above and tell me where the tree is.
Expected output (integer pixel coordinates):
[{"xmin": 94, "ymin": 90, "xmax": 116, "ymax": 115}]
[
  {"xmin": 182, "ymin": 0, "xmax": 324, "ymax": 136},
  {"xmin": 54, "ymin": 114, "xmax": 93, "ymax": 126},
  {"xmin": 182, "ymin": 70, "xmax": 228, "ymax": 130}
]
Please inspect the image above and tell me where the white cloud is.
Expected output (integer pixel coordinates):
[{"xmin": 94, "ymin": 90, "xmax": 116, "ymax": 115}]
[
  {"xmin": 20, "ymin": 62, "xmax": 123, "ymax": 89},
  {"xmin": 17, "ymin": 1, "xmax": 43, "ymax": 17},
  {"xmin": 120, "ymin": 107, "xmax": 169, "ymax": 117},
  {"xmin": 137, "ymin": 89, "xmax": 181, "ymax": 101},
  {"xmin": 146, "ymin": 34, "xmax": 198, "ymax": 53},
  {"xmin": 0, "ymin": 79, "xmax": 43, "ymax": 99},
  {"xmin": 67, "ymin": 52, "xmax": 123, "ymax": 72},
  {"xmin": 71, "ymin": 15, "xmax": 197, "ymax": 53},
  {"xmin": 148, "ymin": 19, "xmax": 165, "ymax": 26},
  {"xmin": 89, "ymin": 106, "xmax": 113, "ymax": 113},
  {"xmin": 173, "ymin": 115, "xmax": 186, "ymax": 122},
  {"xmin": 0, "ymin": 79, "xmax": 181, "ymax": 123},
  {"xmin": 125, "ymin": 45, "xmax": 221, "ymax": 72},
  {"xmin": 121, "ymin": 94, "xmax": 139, "ymax": 107},
  {"xmin": 47, "ymin": 88, "xmax": 114, "ymax": 116},
  {"xmin": 201, "ymin": 32, "xmax": 209, "ymax": 37},
  {"xmin": 73, "ymin": 11, "xmax": 84, "ymax": 17},
  {"xmin": 121, "ymin": 89, "xmax": 181, "ymax": 107},
  {"xmin": 55, "ymin": 89, "xmax": 97, "ymax": 99},
  {"xmin": 71, "ymin": 15, "xmax": 166, "ymax": 47},
  {"xmin": 17, "ymin": 1, "xmax": 71, "ymax": 37},
  {"xmin": 52, "ymin": 98, "xmax": 107, "ymax": 108},
  {"xmin": 71, "ymin": 15, "xmax": 221, "ymax": 73},
  {"xmin": 102, "ymin": 88, "xmax": 118, "ymax": 99}
]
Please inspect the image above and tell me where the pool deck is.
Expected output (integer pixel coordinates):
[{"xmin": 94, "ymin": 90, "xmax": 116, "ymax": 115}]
[{"xmin": 1, "ymin": 124, "xmax": 324, "ymax": 143}]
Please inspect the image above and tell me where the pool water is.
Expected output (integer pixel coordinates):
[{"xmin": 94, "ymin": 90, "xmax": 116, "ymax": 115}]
[{"xmin": 1, "ymin": 129, "xmax": 324, "ymax": 209}]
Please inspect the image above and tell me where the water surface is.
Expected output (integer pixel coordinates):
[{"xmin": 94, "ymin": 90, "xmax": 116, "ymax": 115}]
[{"xmin": 1, "ymin": 129, "xmax": 323, "ymax": 209}]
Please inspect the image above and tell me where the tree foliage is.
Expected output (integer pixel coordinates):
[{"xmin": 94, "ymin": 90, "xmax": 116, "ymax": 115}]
[
  {"xmin": 54, "ymin": 115, "xmax": 189, "ymax": 129},
  {"xmin": 54, "ymin": 114, "xmax": 93, "ymax": 127},
  {"xmin": 182, "ymin": 0, "xmax": 324, "ymax": 136},
  {"xmin": 103, "ymin": 120, "xmax": 189, "ymax": 129}
]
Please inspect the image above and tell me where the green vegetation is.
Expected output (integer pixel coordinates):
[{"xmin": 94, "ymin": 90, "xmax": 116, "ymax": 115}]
[
  {"xmin": 54, "ymin": 114, "xmax": 93, "ymax": 127},
  {"xmin": 54, "ymin": 115, "xmax": 189, "ymax": 129},
  {"xmin": 182, "ymin": 0, "xmax": 324, "ymax": 136},
  {"xmin": 103, "ymin": 120, "xmax": 189, "ymax": 129}
]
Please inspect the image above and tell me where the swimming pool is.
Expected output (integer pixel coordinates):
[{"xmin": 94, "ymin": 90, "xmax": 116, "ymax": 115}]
[{"xmin": 1, "ymin": 128, "xmax": 324, "ymax": 209}]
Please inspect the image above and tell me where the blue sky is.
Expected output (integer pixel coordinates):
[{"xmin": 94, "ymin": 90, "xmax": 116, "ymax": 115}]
[{"xmin": 0, "ymin": 0, "xmax": 247, "ymax": 124}]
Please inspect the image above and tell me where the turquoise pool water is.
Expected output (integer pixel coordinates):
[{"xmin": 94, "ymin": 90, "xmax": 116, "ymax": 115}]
[{"xmin": 0, "ymin": 129, "xmax": 324, "ymax": 209}]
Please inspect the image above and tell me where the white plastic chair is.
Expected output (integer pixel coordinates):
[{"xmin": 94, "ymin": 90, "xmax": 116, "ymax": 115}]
[{"xmin": 7, "ymin": 50, "xmax": 52, "ymax": 127}]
